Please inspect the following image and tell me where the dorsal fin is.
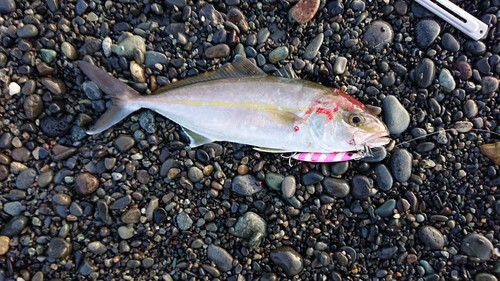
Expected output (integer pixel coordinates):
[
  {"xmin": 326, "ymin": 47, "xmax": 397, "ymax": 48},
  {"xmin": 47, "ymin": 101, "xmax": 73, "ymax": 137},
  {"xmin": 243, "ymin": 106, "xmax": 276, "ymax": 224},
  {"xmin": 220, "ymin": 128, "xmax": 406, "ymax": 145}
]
[{"xmin": 155, "ymin": 57, "xmax": 266, "ymax": 93}]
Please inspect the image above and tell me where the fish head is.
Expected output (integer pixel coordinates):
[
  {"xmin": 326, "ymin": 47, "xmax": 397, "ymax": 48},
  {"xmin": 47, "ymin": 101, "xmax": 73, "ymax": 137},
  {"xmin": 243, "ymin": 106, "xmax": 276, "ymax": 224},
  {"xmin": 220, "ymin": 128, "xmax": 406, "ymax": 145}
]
[{"xmin": 344, "ymin": 109, "xmax": 390, "ymax": 149}]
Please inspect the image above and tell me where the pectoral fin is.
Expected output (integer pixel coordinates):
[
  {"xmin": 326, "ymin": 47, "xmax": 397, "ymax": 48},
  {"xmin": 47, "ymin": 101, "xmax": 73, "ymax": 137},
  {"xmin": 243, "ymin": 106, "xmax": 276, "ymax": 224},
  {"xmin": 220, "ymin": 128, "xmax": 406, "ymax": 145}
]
[{"xmin": 182, "ymin": 128, "xmax": 214, "ymax": 147}]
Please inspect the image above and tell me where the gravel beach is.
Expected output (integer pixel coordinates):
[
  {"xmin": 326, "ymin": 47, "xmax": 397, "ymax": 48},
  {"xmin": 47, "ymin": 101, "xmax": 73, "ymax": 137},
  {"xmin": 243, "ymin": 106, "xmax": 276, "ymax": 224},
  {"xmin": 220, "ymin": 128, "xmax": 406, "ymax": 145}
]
[{"xmin": 0, "ymin": 0, "xmax": 499, "ymax": 280}]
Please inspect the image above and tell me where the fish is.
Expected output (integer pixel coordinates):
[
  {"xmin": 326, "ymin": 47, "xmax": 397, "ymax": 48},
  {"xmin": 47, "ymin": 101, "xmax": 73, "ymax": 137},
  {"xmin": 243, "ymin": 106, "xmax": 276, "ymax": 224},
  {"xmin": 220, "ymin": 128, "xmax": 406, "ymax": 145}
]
[{"xmin": 76, "ymin": 58, "xmax": 390, "ymax": 162}]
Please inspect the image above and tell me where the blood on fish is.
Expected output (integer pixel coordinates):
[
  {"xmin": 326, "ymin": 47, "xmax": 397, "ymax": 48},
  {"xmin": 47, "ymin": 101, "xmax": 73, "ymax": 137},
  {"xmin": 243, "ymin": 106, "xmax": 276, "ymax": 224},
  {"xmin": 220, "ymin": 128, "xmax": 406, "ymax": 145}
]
[
  {"xmin": 334, "ymin": 88, "xmax": 365, "ymax": 109},
  {"xmin": 294, "ymin": 125, "xmax": 300, "ymax": 132},
  {"xmin": 315, "ymin": 107, "xmax": 334, "ymax": 121}
]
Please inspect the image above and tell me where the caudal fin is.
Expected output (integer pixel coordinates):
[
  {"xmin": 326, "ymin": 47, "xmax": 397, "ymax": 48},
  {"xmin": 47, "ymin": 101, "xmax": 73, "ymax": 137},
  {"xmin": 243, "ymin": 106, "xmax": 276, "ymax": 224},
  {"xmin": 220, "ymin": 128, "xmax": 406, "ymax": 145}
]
[{"xmin": 76, "ymin": 60, "xmax": 141, "ymax": 135}]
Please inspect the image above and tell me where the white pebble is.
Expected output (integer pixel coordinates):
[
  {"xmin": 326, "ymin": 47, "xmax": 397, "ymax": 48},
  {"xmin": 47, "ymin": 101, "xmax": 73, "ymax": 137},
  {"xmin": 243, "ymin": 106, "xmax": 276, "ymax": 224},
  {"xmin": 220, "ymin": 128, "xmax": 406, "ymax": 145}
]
[
  {"xmin": 102, "ymin": 37, "xmax": 112, "ymax": 57},
  {"xmin": 9, "ymin": 82, "xmax": 20, "ymax": 95}
]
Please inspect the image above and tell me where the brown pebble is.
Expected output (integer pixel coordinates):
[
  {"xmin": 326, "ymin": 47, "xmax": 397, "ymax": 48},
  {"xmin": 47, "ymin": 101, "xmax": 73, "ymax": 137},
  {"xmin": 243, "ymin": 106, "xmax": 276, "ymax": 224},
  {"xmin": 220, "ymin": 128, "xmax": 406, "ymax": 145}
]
[
  {"xmin": 237, "ymin": 164, "xmax": 249, "ymax": 175},
  {"xmin": 289, "ymin": 0, "xmax": 320, "ymax": 24},
  {"xmin": 406, "ymin": 253, "xmax": 418, "ymax": 263},
  {"xmin": 75, "ymin": 172, "xmax": 99, "ymax": 195},
  {"xmin": 0, "ymin": 236, "xmax": 9, "ymax": 255},
  {"xmin": 480, "ymin": 142, "xmax": 500, "ymax": 165},
  {"xmin": 205, "ymin": 44, "xmax": 231, "ymax": 59}
]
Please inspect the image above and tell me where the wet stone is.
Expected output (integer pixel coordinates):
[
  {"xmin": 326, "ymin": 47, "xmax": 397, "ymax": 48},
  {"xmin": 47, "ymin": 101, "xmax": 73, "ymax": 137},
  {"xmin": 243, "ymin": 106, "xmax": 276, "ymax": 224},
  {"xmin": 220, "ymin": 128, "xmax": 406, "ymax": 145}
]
[
  {"xmin": 112, "ymin": 35, "xmax": 146, "ymax": 59},
  {"xmin": 117, "ymin": 225, "xmax": 134, "ymax": 239},
  {"xmin": 441, "ymin": 33, "xmax": 460, "ymax": 52},
  {"xmin": 139, "ymin": 111, "xmax": 156, "ymax": 133},
  {"xmin": 61, "ymin": 42, "xmax": 77, "ymax": 60},
  {"xmin": 79, "ymin": 259, "xmax": 94, "ymax": 276},
  {"xmin": 463, "ymin": 100, "xmax": 478, "ymax": 118},
  {"xmin": 0, "ymin": 165, "xmax": 8, "ymax": 181},
  {"xmin": 233, "ymin": 211, "xmax": 266, "ymax": 248},
  {"xmin": 75, "ymin": 173, "xmax": 99, "ymax": 195},
  {"xmin": 269, "ymin": 46, "xmax": 289, "ymax": 63},
  {"xmin": 419, "ymin": 226, "xmax": 445, "ymax": 250},
  {"xmin": 258, "ymin": 28, "xmax": 270, "ymax": 44},
  {"xmin": 17, "ymin": 24, "xmax": 39, "ymax": 38},
  {"xmin": 415, "ymin": 142, "xmax": 435, "ymax": 154},
  {"xmin": 207, "ymin": 244, "xmax": 234, "ymax": 272},
  {"xmin": 302, "ymin": 171, "xmax": 324, "ymax": 185},
  {"xmin": 454, "ymin": 60, "xmax": 472, "ymax": 80},
  {"xmin": 110, "ymin": 195, "xmax": 132, "ymax": 210},
  {"xmin": 322, "ymin": 177, "xmax": 350, "ymax": 198},
  {"xmin": 4, "ymin": 201, "xmax": 22, "ymax": 216},
  {"xmin": 481, "ymin": 76, "xmax": 498, "ymax": 94},
  {"xmin": 374, "ymin": 164, "xmax": 393, "ymax": 191},
  {"xmin": 351, "ymin": 175, "xmax": 375, "ymax": 199},
  {"xmin": 114, "ymin": 135, "xmax": 135, "ymax": 151},
  {"xmin": 205, "ymin": 44, "xmax": 230, "ymax": 59},
  {"xmin": 438, "ymin": 68, "xmax": 455, "ymax": 92},
  {"xmin": 383, "ymin": 95, "xmax": 410, "ymax": 135},
  {"xmin": 412, "ymin": 58, "xmax": 435, "ymax": 88},
  {"xmin": 460, "ymin": 233, "xmax": 493, "ymax": 261},
  {"xmin": 1, "ymin": 216, "xmax": 28, "ymax": 237},
  {"xmin": 188, "ymin": 166, "xmax": 204, "ymax": 183},
  {"xmin": 289, "ymin": 0, "xmax": 320, "ymax": 24},
  {"xmin": 391, "ymin": 148, "xmax": 412, "ymax": 182},
  {"xmin": 82, "ymin": 81, "xmax": 102, "ymax": 100},
  {"xmin": 463, "ymin": 41, "xmax": 486, "ymax": 56},
  {"xmin": 378, "ymin": 246, "xmax": 397, "ymax": 260},
  {"xmin": 270, "ymin": 246, "xmax": 304, "ymax": 276},
  {"xmin": 153, "ymin": 208, "xmax": 168, "ymax": 224},
  {"xmin": 41, "ymin": 78, "xmax": 66, "ymax": 96},
  {"xmin": 12, "ymin": 147, "xmax": 30, "ymax": 162},
  {"xmin": 0, "ymin": 0, "xmax": 15, "ymax": 14},
  {"xmin": 415, "ymin": 20, "xmax": 440, "ymax": 49},
  {"xmin": 16, "ymin": 168, "xmax": 37, "ymax": 189},
  {"xmin": 176, "ymin": 211, "xmax": 193, "ymax": 230},
  {"xmin": 304, "ymin": 33, "xmax": 323, "ymax": 60},
  {"xmin": 87, "ymin": 241, "xmax": 106, "ymax": 254},
  {"xmin": 47, "ymin": 237, "xmax": 72, "ymax": 259},
  {"xmin": 265, "ymin": 172, "xmax": 284, "ymax": 191},
  {"xmin": 363, "ymin": 20, "xmax": 394, "ymax": 51},
  {"xmin": 24, "ymin": 94, "xmax": 44, "ymax": 119},
  {"xmin": 145, "ymin": 51, "xmax": 168, "ymax": 67},
  {"xmin": 231, "ymin": 175, "xmax": 262, "ymax": 196}
]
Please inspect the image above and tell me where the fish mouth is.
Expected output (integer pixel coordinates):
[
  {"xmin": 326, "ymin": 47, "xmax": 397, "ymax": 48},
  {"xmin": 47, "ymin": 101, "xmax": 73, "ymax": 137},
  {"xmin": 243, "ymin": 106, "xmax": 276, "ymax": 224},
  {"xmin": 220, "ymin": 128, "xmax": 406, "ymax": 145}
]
[{"xmin": 355, "ymin": 132, "xmax": 391, "ymax": 148}]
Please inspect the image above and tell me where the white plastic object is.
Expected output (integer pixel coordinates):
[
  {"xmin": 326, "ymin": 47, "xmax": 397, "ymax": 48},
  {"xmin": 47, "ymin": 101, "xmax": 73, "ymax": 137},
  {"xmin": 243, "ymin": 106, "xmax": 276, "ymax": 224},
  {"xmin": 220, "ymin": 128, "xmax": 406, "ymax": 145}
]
[{"xmin": 415, "ymin": 0, "xmax": 489, "ymax": 40}]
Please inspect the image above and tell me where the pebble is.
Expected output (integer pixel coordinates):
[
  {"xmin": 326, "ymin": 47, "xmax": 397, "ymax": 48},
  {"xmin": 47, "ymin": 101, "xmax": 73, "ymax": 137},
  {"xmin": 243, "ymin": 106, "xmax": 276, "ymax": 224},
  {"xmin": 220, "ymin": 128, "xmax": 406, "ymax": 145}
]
[
  {"xmin": 0, "ymin": 236, "xmax": 9, "ymax": 255},
  {"xmin": 441, "ymin": 33, "xmax": 460, "ymax": 52},
  {"xmin": 87, "ymin": 241, "xmax": 107, "ymax": 255},
  {"xmin": 121, "ymin": 208, "xmax": 140, "ymax": 224},
  {"xmin": 419, "ymin": 226, "xmax": 446, "ymax": 249},
  {"xmin": 61, "ymin": 42, "xmax": 77, "ymax": 60},
  {"xmin": 82, "ymin": 81, "xmax": 102, "ymax": 100},
  {"xmin": 17, "ymin": 24, "xmax": 39, "ymax": 38},
  {"xmin": 0, "ymin": 0, "xmax": 15, "ymax": 14},
  {"xmin": 145, "ymin": 51, "xmax": 168, "ymax": 67},
  {"xmin": 374, "ymin": 164, "xmax": 393, "ymax": 191},
  {"xmin": 481, "ymin": 76, "xmax": 498, "ymax": 94},
  {"xmin": 289, "ymin": 0, "xmax": 320, "ymax": 24},
  {"xmin": 205, "ymin": 44, "xmax": 230, "ymax": 59},
  {"xmin": 24, "ymin": 94, "xmax": 44, "ymax": 119},
  {"xmin": 270, "ymin": 246, "xmax": 304, "ymax": 276},
  {"xmin": 463, "ymin": 41, "xmax": 486, "ymax": 56},
  {"xmin": 383, "ymin": 95, "xmax": 410, "ymax": 134},
  {"xmin": 269, "ymin": 46, "xmax": 289, "ymax": 63},
  {"xmin": 16, "ymin": 168, "xmax": 37, "ymax": 189},
  {"xmin": 114, "ymin": 135, "xmax": 135, "ymax": 151},
  {"xmin": 390, "ymin": 149, "xmax": 412, "ymax": 182},
  {"xmin": 322, "ymin": 177, "xmax": 350, "ymax": 198},
  {"xmin": 117, "ymin": 226, "xmax": 134, "ymax": 239},
  {"xmin": 351, "ymin": 0, "xmax": 365, "ymax": 11},
  {"xmin": 363, "ymin": 20, "xmax": 394, "ymax": 50},
  {"xmin": 207, "ymin": 244, "xmax": 233, "ymax": 272},
  {"xmin": 233, "ymin": 211, "xmax": 266, "ymax": 248},
  {"xmin": 333, "ymin": 56, "xmax": 348, "ymax": 74},
  {"xmin": 281, "ymin": 176, "xmax": 296, "ymax": 198},
  {"xmin": 130, "ymin": 61, "xmax": 146, "ymax": 83},
  {"xmin": 188, "ymin": 166, "xmax": 204, "ymax": 183},
  {"xmin": 351, "ymin": 175, "xmax": 375, "ymax": 199},
  {"xmin": 454, "ymin": 60, "xmax": 472, "ymax": 80},
  {"xmin": 460, "ymin": 233, "xmax": 493, "ymax": 261},
  {"xmin": 412, "ymin": 58, "xmax": 435, "ymax": 88},
  {"xmin": 475, "ymin": 273, "xmax": 498, "ymax": 281},
  {"xmin": 375, "ymin": 199, "xmax": 396, "ymax": 218},
  {"xmin": 112, "ymin": 35, "xmax": 146, "ymax": 59},
  {"xmin": 1, "ymin": 216, "xmax": 28, "ymax": 237},
  {"xmin": 40, "ymin": 48, "xmax": 57, "ymax": 63},
  {"xmin": 110, "ymin": 195, "xmax": 131, "ymax": 210},
  {"xmin": 438, "ymin": 68, "xmax": 455, "ymax": 92},
  {"xmin": 463, "ymin": 100, "xmax": 478, "ymax": 118},
  {"xmin": 176, "ymin": 211, "xmax": 193, "ymax": 230},
  {"xmin": 265, "ymin": 172, "xmax": 284, "ymax": 191},
  {"xmin": 79, "ymin": 259, "xmax": 94, "ymax": 276},
  {"xmin": 415, "ymin": 20, "xmax": 440, "ymax": 48},
  {"xmin": 40, "ymin": 78, "xmax": 67, "ymax": 96},
  {"xmin": 302, "ymin": 171, "xmax": 324, "ymax": 185},
  {"xmin": 231, "ymin": 175, "xmax": 262, "ymax": 196},
  {"xmin": 75, "ymin": 173, "xmax": 99, "ymax": 195},
  {"xmin": 47, "ymin": 237, "xmax": 72, "ymax": 259},
  {"xmin": 9, "ymin": 82, "xmax": 20, "ymax": 95},
  {"xmin": 304, "ymin": 33, "xmax": 323, "ymax": 60},
  {"xmin": 4, "ymin": 201, "xmax": 22, "ymax": 216}
]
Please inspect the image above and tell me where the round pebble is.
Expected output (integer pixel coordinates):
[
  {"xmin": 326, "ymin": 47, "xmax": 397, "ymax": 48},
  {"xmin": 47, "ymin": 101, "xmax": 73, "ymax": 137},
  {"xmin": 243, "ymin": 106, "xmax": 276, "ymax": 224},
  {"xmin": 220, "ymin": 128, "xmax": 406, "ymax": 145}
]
[
  {"xmin": 233, "ymin": 211, "xmax": 266, "ymax": 248},
  {"xmin": 265, "ymin": 172, "xmax": 284, "ymax": 191},
  {"xmin": 322, "ymin": 177, "xmax": 350, "ymax": 198},
  {"xmin": 481, "ymin": 76, "xmax": 498, "ymax": 94},
  {"xmin": 383, "ymin": 95, "xmax": 410, "ymax": 134},
  {"xmin": 390, "ymin": 148, "xmax": 412, "ymax": 182},
  {"xmin": 419, "ymin": 226, "xmax": 446, "ymax": 249},
  {"xmin": 415, "ymin": 20, "xmax": 440, "ymax": 48},
  {"xmin": 269, "ymin": 46, "xmax": 289, "ymax": 63},
  {"xmin": 441, "ymin": 33, "xmax": 460, "ymax": 52},
  {"xmin": 205, "ymin": 44, "xmax": 230, "ymax": 59},
  {"xmin": 207, "ymin": 244, "xmax": 233, "ymax": 272},
  {"xmin": 412, "ymin": 58, "xmax": 435, "ymax": 88},
  {"xmin": 351, "ymin": 175, "xmax": 375, "ymax": 199},
  {"xmin": 75, "ymin": 173, "xmax": 99, "ymax": 195},
  {"xmin": 188, "ymin": 166, "xmax": 204, "ymax": 183},
  {"xmin": 176, "ymin": 211, "xmax": 193, "ymax": 230},
  {"xmin": 438, "ymin": 68, "xmax": 455, "ymax": 92},
  {"xmin": 47, "ymin": 238, "xmax": 72, "ymax": 259},
  {"xmin": 374, "ymin": 164, "xmax": 393, "ymax": 191},
  {"xmin": 114, "ymin": 135, "xmax": 135, "ymax": 151},
  {"xmin": 304, "ymin": 33, "xmax": 323, "ymax": 60},
  {"xmin": 231, "ymin": 175, "xmax": 262, "ymax": 196},
  {"xmin": 460, "ymin": 233, "xmax": 493, "ymax": 261},
  {"xmin": 289, "ymin": 0, "xmax": 320, "ymax": 24},
  {"xmin": 270, "ymin": 246, "xmax": 304, "ymax": 276},
  {"xmin": 375, "ymin": 199, "xmax": 396, "ymax": 218},
  {"xmin": 333, "ymin": 56, "xmax": 348, "ymax": 74},
  {"xmin": 363, "ymin": 20, "xmax": 394, "ymax": 50},
  {"xmin": 16, "ymin": 168, "xmax": 37, "ymax": 189}
]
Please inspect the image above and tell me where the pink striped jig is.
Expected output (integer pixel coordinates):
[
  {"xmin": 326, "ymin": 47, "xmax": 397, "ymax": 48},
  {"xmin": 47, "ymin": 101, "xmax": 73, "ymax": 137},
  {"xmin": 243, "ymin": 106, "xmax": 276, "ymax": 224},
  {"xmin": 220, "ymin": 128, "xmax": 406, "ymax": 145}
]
[{"xmin": 291, "ymin": 145, "xmax": 373, "ymax": 163}]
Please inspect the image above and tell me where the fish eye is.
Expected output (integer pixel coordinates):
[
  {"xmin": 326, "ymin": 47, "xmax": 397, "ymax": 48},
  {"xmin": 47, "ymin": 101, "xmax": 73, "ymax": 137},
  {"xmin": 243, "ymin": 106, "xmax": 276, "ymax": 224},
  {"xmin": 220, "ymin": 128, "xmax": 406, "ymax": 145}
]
[{"xmin": 348, "ymin": 113, "xmax": 364, "ymax": 126}]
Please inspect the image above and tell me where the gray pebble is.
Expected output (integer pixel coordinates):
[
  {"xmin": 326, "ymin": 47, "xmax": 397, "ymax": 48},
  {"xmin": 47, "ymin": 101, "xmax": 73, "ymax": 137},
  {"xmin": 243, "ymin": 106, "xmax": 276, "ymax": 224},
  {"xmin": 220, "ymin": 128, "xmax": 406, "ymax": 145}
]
[
  {"xmin": 374, "ymin": 164, "xmax": 393, "ymax": 191},
  {"xmin": 419, "ymin": 226, "xmax": 445, "ymax": 249},
  {"xmin": 231, "ymin": 175, "xmax": 262, "ymax": 196},
  {"xmin": 110, "ymin": 195, "xmax": 132, "ymax": 210},
  {"xmin": 269, "ymin": 46, "xmax": 289, "ymax": 63},
  {"xmin": 112, "ymin": 35, "xmax": 146, "ymax": 59},
  {"xmin": 377, "ymin": 246, "xmax": 397, "ymax": 259},
  {"xmin": 61, "ymin": 42, "xmax": 77, "ymax": 60},
  {"xmin": 351, "ymin": 0, "xmax": 365, "ymax": 11},
  {"xmin": 82, "ymin": 81, "xmax": 102, "ymax": 100},
  {"xmin": 304, "ymin": 33, "xmax": 323, "ymax": 60},
  {"xmin": 362, "ymin": 147, "xmax": 387, "ymax": 162},
  {"xmin": 416, "ymin": 20, "xmax": 440, "ymax": 48},
  {"xmin": 390, "ymin": 148, "xmax": 412, "ymax": 182},
  {"xmin": 188, "ymin": 166, "xmax": 204, "ymax": 183},
  {"xmin": 412, "ymin": 58, "xmax": 435, "ymax": 88},
  {"xmin": 41, "ymin": 78, "xmax": 67, "ymax": 96},
  {"xmin": 4, "ymin": 201, "xmax": 22, "ymax": 216},
  {"xmin": 441, "ymin": 32, "xmax": 460, "ymax": 51},
  {"xmin": 205, "ymin": 44, "xmax": 230, "ymax": 59},
  {"xmin": 481, "ymin": 76, "xmax": 498, "ymax": 94},
  {"xmin": 75, "ymin": 172, "xmax": 99, "ymax": 195},
  {"xmin": 475, "ymin": 273, "xmax": 498, "ymax": 281},
  {"xmin": 139, "ymin": 111, "xmax": 156, "ymax": 133},
  {"xmin": 78, "ymin": 259, "xmax": 94, "ymax": 276},
  {"xmin": 461, "ymin": 233, "xmax": 493, "ymax": 261},
  {"xmin": 257, "ymin": 28, "xmax": 270, "ymax": 44},
  {"xmin": 383, "ymin": 95, "xmax": 410, "ymax": 134},
  {"xmin": 145, "ymin": 51, "xmax": 168, "ymax": 67},
  {"xmin": 265, "ymin": 172, "xmax": 284, "ymax": 191},
  {"xmin": 281, "ymin": 176, "xmax": 296, "ymax": 198},
  {"xmin": 351, "ymin": 175, "xmax": 375, "ymax": 199},
  {"xmin": 176, "ymin": 211, "xmax": 193, "ymax": 230},
  {"xmin": 207, "ymin": 244, "xmax": 234, "ymax": 272},
  {"xmin": 165, "ymin": 0, "xmax": 186, "ymax": 7},
  {"xmin": 363, "ymin": 20, "xmax": 394, "ymax": 50},
  {"xmin": 322, "ymin": 177, "xmax": 350, "ymax": 198},
  {"xmin": 114, "ymin": 135, "xmax": 135, "ymax": 151},
  {"xmin": 463, "ymin": 100, "xmax": 478, "ymax": 118},
  {"xmin": 17, "ymin": 24, "xmax": 39, "ymax": 38},
  {"xmin": 75, "ymin": 0, "xmax": 88, "ymax": 15},
  {"xmin": 233, "ymin": 211, "xmax": 266, "ymax": 248},
  {"xmin": 87, "ymin": 241, "xmax": 107, "ymax": 254},
  {"xmin": 270, "ymin": 246, "xmax": 303, "ymax": 276},
  {"xmin": 0, "ymin": 0, "xmax": 15, "ymax": 14},
  {"xmin": 302, "ymin": 171, "xmax": 324, "ymax": 185},
  {"xmin": 1, "ymin": 216, "xmax": 28, "ymax": 237},
  {"xmin": 333, "ymin": 56, "xmax": 348, "ymax": 74},
  {"xmin": 438, "ymin": 68, "xmax": 455, "ymax": 92},
  {"xmin": 464, "ymin": 40, "xmax": 486, "ymax": 56},
  {"xmin": 117, "ymin": 225, "xmax": 134, "ymax": 239},
  {"xmin": 16, "ymin": 168, "xmax": 37, "ymax": 189},
  {"xmin": 331, "ymin": 161, "xmax": 349, "ymax": 176},
  {"xmin": 47, "ymin": 237, "xmax": 72, "ymax": 259}
]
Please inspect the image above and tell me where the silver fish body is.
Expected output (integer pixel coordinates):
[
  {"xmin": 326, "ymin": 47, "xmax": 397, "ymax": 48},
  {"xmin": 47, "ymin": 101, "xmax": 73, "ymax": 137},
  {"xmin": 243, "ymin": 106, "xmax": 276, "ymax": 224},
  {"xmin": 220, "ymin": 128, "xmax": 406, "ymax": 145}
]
[{"xmin": 76, "ymin": 58, "xmax": 389, "ymax": 154}]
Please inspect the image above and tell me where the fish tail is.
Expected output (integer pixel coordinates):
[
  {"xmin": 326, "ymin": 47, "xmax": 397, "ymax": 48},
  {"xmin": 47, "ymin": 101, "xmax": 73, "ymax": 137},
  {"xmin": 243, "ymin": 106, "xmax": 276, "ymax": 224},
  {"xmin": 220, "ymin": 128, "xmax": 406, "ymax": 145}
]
[{"xmin": 76, "ymin": 61, "xmax": 141, "ymax": 135}]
